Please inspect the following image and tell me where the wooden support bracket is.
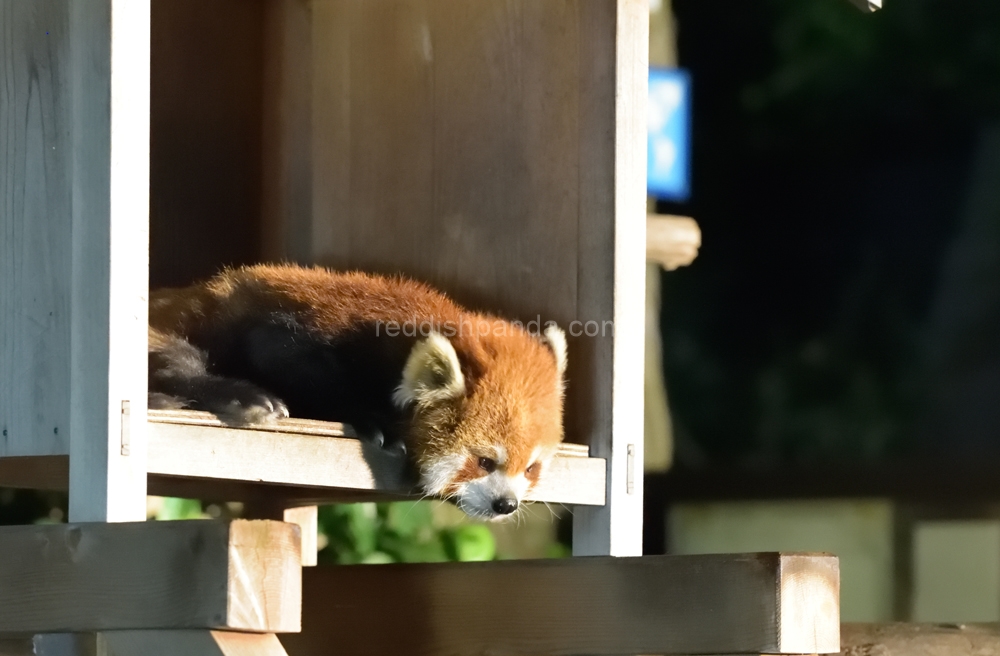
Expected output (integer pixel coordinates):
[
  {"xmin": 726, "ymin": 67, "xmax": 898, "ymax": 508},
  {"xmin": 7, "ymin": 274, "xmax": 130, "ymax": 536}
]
[
  {"xmin": 0, "ymin": 520, "xmax": 301, "ymax": 634},
  {"xmin": 280, "ymin": 552, "xmax": 840, "ymax": 656}
]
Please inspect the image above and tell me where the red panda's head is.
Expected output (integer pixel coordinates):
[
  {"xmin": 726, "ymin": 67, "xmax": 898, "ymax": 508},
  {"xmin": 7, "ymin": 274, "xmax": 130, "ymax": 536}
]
[{"xmin": 392, "ymin": 323, "xmax": 567, "ymax": 521}]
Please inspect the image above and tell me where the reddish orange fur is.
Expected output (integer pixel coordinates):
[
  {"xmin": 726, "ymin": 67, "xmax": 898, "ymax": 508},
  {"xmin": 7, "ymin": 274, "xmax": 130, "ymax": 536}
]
[{"xmin": 149, "ymin": 264, "xmax": 565, "ymax": 493}]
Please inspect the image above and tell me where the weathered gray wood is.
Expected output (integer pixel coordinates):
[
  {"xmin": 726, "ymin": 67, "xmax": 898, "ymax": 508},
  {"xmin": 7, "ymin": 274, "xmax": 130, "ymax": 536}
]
[
  {"xmin": 572, "ymin": 0, "xmax": 648, "ymax": 557},
  {"xmin": 279, "ymin": 552, "xmax": 840, "ymax": 656},
  {"xmin": 32, "ymin": 631, "xmax": 288, "ymax": 656},
  {"xmin": 1, "ymin": 0, "xmax": 149, "ymax": 518},
  {"xmin": 0, "ymin": 520, "xmax": 300, "ymax": 634},
  {"xmin": 0, "ymin": 1, "xmax": 73, "ymax": 458},
  {"xmin": 66, "ymin": 0, "xmax": 150, "ymax": 522},
  {"xmin": 840, "ymin": 623, "xmax": 1000, "ymax": 656}
]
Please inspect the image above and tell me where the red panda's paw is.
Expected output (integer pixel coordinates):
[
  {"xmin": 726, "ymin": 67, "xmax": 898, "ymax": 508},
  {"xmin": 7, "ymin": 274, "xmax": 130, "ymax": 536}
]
[{"xmin": 199, "ymin": 379, "xmax": 290, "ymax": 426}]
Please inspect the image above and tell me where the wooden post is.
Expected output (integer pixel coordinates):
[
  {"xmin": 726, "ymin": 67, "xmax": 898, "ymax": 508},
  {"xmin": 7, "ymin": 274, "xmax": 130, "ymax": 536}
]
[
  {"xmin": 67, "ymin": 0, "xmax": 150, "ymax": 523},
  {"xmin": 572, "ymin": 0, "xmax": 649, "ymax": 557}
]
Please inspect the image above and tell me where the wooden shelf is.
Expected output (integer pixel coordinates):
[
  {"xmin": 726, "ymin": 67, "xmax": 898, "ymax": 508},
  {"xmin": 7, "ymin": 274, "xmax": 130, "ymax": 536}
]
[{"xmin": 0, "ymin": 410, "xmax": 606, "ymax": 507}]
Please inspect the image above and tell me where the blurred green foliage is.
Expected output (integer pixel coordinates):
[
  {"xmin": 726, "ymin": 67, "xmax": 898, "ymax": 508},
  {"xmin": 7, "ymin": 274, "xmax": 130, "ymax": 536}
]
[{"xmin": 317, "ymin": 501, "xmax": 496, "ymax": 564}]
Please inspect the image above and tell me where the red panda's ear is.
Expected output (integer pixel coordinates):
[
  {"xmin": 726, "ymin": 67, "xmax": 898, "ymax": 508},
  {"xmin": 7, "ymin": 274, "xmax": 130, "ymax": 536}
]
[
  {"xmin": 393, "ymin": 332, "xmax": 466, "ymax": 408},
  {"xmin": 542, "ymin": 324, "xmax": 567, "ymax": 380}
]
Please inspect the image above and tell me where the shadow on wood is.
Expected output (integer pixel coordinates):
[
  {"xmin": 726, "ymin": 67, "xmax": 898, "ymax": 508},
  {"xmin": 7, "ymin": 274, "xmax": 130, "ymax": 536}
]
[
  {"xmin": 279, "ymin": 552, "xmax": 840, "ymax": 656},
  {"xmin": 0, "ymin": 520, "xmax": 300, "ymax": 634}
]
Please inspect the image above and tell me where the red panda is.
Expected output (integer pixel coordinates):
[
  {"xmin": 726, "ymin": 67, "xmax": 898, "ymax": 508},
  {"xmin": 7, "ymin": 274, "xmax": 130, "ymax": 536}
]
[{"xmin": 148, "ymin": 264, "xmax": 567, "ymax": 520}]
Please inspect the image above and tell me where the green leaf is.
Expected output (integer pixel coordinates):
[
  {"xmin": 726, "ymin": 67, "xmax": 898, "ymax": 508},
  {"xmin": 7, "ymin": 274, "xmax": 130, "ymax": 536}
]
[
  {"xmin": 446, "ymin": 525, "xmax": 496, "ymax": 562},
  {"xmin": 156, "ymin": 497, "xmax": 203, "ymax": 521}
]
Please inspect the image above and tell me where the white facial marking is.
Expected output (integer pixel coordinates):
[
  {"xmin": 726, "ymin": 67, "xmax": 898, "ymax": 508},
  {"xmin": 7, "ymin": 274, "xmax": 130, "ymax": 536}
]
[
  {"xmin": 493, "ymin": 445, "xmax": 508, "ymax": 465},
  {"xmin": 419, "ymin": 452, "xmax": 466, "ymax": 497}
]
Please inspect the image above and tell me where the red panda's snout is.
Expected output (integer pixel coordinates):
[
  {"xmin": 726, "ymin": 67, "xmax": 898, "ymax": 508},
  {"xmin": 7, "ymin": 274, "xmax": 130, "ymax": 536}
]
[{"xmin": 392, "ymin": 325, "xmax": 567, "ymax": 520}]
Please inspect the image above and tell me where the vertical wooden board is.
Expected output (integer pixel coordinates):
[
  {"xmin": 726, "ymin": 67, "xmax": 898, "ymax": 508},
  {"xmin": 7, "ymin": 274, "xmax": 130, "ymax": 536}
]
[
  {"xmin": 307, "ymin": 0, "xmax": 350, "ymax": 265},
  {"xmin": 67, "ymin": 0, "xmax": 149, "ymax": 523},
  {"xmin": 261, "ymin": 0, "xmax": 311, "ymax": 265},
  {"xmin": 0, "ymin": 0, "xmax": 73, "ymax": 457},
  {"xmin": 336, "ymin": 0, "xmax": 437, "ymax": 280},
  {"xmin": 301, "ymin": 0, "xmax": 582, "ymax": 323},
  {"xmin": 573, "ymin": 0, "xmax": 647, "ymax": 557},
  {"xmin": 150, "ymin": 0, "xmax": 265, "ymax": 287}
]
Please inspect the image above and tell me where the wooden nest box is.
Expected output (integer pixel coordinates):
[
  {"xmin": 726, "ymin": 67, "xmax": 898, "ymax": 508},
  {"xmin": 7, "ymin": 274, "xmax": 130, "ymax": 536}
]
[{"xmin": 0, "ymin": 1, "xmax": 840, "ymax": 654}]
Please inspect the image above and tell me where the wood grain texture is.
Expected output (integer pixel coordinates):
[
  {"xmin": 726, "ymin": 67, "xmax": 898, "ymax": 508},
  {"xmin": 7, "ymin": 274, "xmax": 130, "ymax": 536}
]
[
  {"xmin": 32, "ymin": 631, "xmax": 288, "ymax": 656},
  {"xmin": 572, "ymin": 0, "xmax": 648, "ymax": 557},
  {"xmin": 0, "ymin": 0, "xmax": 73, "ymax": 458},
  {"xmin": 149, "ymin": 0, "xmax": 265, "ymax": 288},
  {"xmin": 145, "ymin": 413, "xmax": 605, "ymax": 506},
  {"xmin": 0, "ymin": 520, "xmax": 301, "ymax": 634},
  {"xmin": 280, "ymin": 552, "xmax": 840, "ymax": 656},
  {"xmin": 66, "ymin": 0, "xmax": 150, "ymax": 523},
  {"xmin": 283, "ymin": 506, "xmax": 318, "ymax": 567},
  {"xmin": 0, "ymin": 411, "xmax": 605, "ymax": 506},
  {"xmin": 840, "ymin": 623, "xmax": 1000, "ymax": 656}
]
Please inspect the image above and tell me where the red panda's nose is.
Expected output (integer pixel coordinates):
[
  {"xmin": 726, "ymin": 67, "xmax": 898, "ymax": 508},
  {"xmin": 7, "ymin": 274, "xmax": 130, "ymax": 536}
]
[{"xmin": 492, "ymin": 498, "xmax": 518, "ymax": 515}]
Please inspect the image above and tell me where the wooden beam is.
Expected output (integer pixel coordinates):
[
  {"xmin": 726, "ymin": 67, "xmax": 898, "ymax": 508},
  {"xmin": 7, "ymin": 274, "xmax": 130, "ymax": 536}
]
[
  {"xmin": 0, "ymin": 410, "xmax": 606, "ymax": 506},
  {"xmin": 32, "ymin": 631, "xmax": 288, "ymax": 656},
  {"xmin": 280, "ymin": 552, "xmax": 840, "ymax": 656},
  {"xmin": 647, "ymin": 214, "xmax": 701, "ymax": 271},
  {"xmin": 0, "ymin": 520, "xmax": 300, "ymax": 634},
  {"xmin": 839, "ymin": 624, "xmax": 1000, "ymax": 656}
]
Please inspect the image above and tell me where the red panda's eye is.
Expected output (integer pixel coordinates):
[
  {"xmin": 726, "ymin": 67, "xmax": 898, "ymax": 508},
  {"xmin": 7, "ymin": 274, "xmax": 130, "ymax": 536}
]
[
  {"xmin": 526, "ymin": 463, "xmax": 538, "ymax": 476},
  {"xmin": 478, "ymin": 457, "xmax": 497, "ymax": 473}
]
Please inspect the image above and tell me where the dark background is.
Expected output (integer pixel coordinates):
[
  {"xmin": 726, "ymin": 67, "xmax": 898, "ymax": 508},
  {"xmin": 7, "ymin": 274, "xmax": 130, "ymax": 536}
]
[{"xmin": 657, "ymin": 0, "xmax": 1000, "ymax": 469}]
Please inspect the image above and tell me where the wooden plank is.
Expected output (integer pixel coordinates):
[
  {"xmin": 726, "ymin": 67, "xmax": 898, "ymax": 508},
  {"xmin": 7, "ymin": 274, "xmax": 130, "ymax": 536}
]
[
  {"xmin": 0, "ymin": 520, "xmax": 300, "ymax": 634},
  {"xmin": 260, "ymin": 0, "xmax": 311, "ymax": 264},
  {"xmin": 279, "ymin": 552, "xmax": 840, "ymax": 656},
  {"xmin": 145, "ymin": 417, "xmax": 606, "ymax": 506},
  {"xmin": 242, "ymin": 501, "xmax": 318, "ymax": 567},
  {"xmin": 66, "ymin": 0, "xmax": 150, "ymax": 522},
  {"xmin": 839, "ymin": 623, "xmax": 1000, "ymax": 656},
  {"xmin": 0, "ymin": 412, "xmax": 605, "ymax": 506},
  {"xmin": 32, "ymin": 631, "xmax": 288, "ymax": 656},
  {"xmin": 0, "ymin": 456, "xmax": 68, "ymax": 491},
  {"xmin": 0, "ymin": 638, "xmax": 33, "ymax": 656},
  {"xmin": 0, "ymin": 0, "xmax": 73, "ymax": 459},
  {"xmin": 149, "ymin": 0, "xmax": 265, "ymax": 288},
  {"xmin": 283, "ymin": 506, "xmax": 318, "ymax": 567},
  {"xmin": 572, "ymin": 0, "xmax": 648, "ymax": 557}
]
